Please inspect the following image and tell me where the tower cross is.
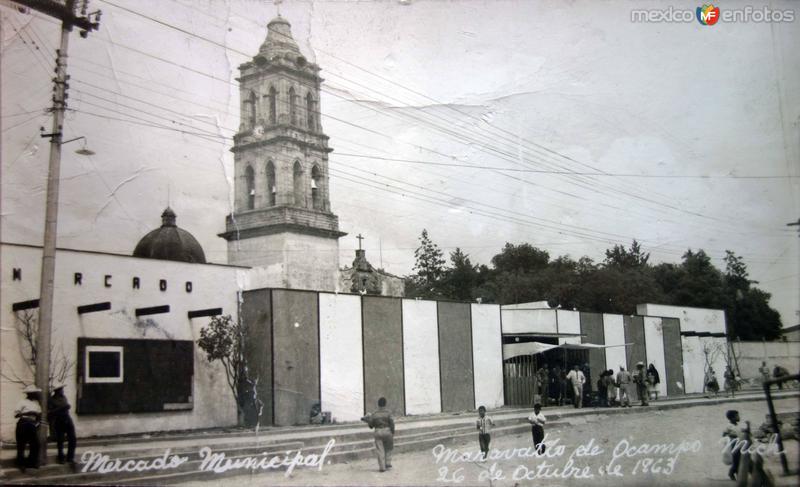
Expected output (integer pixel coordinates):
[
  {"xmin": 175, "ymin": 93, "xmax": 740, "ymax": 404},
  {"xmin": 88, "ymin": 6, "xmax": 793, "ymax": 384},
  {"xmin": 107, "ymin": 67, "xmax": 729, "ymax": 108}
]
[{"xmin": 356, "ymin": 233, "xmax": 364, "ymax": 250}]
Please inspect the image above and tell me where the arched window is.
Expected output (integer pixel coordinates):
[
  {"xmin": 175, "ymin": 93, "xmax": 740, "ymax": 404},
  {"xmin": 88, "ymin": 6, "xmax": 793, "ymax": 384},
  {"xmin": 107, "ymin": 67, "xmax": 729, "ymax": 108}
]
[
  {"xmin": 306, "ymin": 92, "xmax": 315, "ymax": 130},
  {"xmin": 266, "ymin": 160, "xmax": 276, "ymax": 206},
  {"xmin": 247, "ymin": 91, "xmax": 257, "ymax": 128},
  {"xmin": 269, "ymin": 86, "xmax": 277, "ymax": 124},
  {"xmin": 288, "ymin": 86, "xmax": 297, "ymax": 126},
  {"xmin": 292, "ymin": 160, "xmax": 303, "ymax": 207},
  {"xmin": 245, "ymin": 165, "xmax": 255, "ymax": 210},
  {"xmin": 311, "ymin": 164, "xmax": 322, "ymax": 210}
]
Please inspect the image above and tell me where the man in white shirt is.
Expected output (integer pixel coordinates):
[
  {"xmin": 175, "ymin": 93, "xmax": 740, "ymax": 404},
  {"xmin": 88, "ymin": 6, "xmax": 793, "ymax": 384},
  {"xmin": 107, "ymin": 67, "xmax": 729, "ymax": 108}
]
[
  {"xmin": 566, "ymin": 365, "xmax": 586, "ymax": 408},
  {"xmin": 14, "ymin": 384, "xmax": 42, "ymax": 472},
  {"xmin": 527, "ymin": 403, "xmax": 547, "ymax": 453}
]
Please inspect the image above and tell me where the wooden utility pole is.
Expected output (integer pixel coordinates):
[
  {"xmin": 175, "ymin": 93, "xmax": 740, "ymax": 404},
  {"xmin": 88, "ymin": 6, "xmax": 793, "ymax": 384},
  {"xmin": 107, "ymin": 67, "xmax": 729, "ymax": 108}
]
[{"xmin": 11, "ymin": 0, "xmax": 100, "ymax": 465}]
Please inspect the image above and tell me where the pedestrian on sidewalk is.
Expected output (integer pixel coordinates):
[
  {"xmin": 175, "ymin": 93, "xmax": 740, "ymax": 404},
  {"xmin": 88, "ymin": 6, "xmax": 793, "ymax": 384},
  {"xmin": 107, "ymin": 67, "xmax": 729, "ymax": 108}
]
[
  {"xmin": 634, "ymin": 362, "xmax": 649, "ymax": 406},
  {"xmin": 566, "ymin": 365, "xmax": 585, "ymax": 408},
  {"xmin": 647, "ymin": 364, "xmax": 661, "ymax": 401},
  {"xmin": 48, "ymin": 383, "xmax": 77, "ymax": 468},
  {"xmin": 527, "ymin": 403, "xmax": 546, "ymax": 454},
  {"xmin": 723, "ymin": 366, "xmax": 737, "ymax": 397},
  {"xmin": 537, "ymin": 365, "xmax": 549, "ymax": 407},
  {"xmin": 705, "ymin": 367, "xmax": 720, "ymax": 397},
  {"xmin": 758, "ymin": 361, "xmax": 770, "ymax": 386},
  {"xmin": 14, "ymin": 384, "xmax": 42, "ymax": 472},
  {"xmin": 361, "ymin": 397, "xmax": 395, "ymax": 472},
  {"xmin": 605, "ymin": 369, "xmax": 617, "ymax": 407},
  {"xmin": 616, "ymin": 366, "xmax": 632, "ymax": 407},
  {"xmin": 597, "ymin": 370, "xmax": 608, "ymax": 407},
  {"xmin": 475, "ymin": 405, "xmax": 494, "ymax": 461}
]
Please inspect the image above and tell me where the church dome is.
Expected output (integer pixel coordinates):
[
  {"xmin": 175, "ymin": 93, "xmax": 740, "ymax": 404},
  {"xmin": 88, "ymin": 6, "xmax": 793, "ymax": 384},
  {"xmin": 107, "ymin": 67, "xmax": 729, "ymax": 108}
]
[
  {"xmin": 259, "ymin": 15, "xmax": 303, "ymax": 60},
  {"xmin": 133, "ymin": 208, "xmax": 206, "ymax": 264}
]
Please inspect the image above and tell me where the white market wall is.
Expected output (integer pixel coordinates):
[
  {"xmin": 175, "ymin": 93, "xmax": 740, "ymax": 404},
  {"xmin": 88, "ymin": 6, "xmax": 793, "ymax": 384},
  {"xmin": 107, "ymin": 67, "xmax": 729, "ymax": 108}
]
[
  {"xmin": 0, "ymin": 243, "xmax": 242, "ymax": 441},
  {"xmin": 501, "ymin": 308, "xmax": 556, "ymax": 334},
  {"xmin": 471, "ymin": 303, "xmax": 503, "ymax": 410},
  {"xmin": 556, "ymin": 310, "xmax": 581, "ymax": 345},
  {"xmin": 603, "ymin": 314, "xmax": 628, "ymax": 371},
  {"xmin": 402, "ymin": 299, "xmax": 442, "ymax": 415},
  {"xmin": 643, "ymin": 316, "xmax": 668, "ymax": 397},
  {"xmin": 319, "ymin": 293, "xmax": 364, "ymax": 422}
]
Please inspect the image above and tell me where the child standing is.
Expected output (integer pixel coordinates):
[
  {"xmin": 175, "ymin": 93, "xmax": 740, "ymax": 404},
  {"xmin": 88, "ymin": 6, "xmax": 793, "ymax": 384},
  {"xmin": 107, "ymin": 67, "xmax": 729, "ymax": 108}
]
[
  {"xmin": 527, "ymin": 403, "xmax": 547, "ymax": 454},
  {"xmin": 476, "ymin": 406, "xmax": 495, "ymax": 461},
  {"xmin": 722, "ymin": 409, "xmax": 748, "ymax": 481}
]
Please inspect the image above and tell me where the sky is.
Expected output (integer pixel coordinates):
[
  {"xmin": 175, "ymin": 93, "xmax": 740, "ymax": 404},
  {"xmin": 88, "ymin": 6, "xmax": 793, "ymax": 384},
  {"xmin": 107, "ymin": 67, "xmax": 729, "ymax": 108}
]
[{"xmin": 2, "ymin": 0, "xmax": 798, "ymax": 326}]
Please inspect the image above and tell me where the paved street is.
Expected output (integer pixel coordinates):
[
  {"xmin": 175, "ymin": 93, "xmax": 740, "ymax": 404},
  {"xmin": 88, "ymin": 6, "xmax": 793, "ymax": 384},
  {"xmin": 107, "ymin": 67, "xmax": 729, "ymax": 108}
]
[{"xmin": 185, "ymin": 398, "xmax": 798, "ymax": 487}]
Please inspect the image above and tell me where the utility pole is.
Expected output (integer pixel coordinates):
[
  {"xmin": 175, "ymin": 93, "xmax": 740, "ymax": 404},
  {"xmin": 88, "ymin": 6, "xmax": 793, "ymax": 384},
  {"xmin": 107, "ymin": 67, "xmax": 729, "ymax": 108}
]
[{"xmin": 11, "ymin": 0, "xmax": 100, "ymax": 465}]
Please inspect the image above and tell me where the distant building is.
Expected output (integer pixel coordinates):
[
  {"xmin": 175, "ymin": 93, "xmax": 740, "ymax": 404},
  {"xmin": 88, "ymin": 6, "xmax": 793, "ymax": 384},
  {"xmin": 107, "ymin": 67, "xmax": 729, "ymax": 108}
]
[{"xmin": 339, "ymin": 248, "xmax": 405, "ymax": 297}]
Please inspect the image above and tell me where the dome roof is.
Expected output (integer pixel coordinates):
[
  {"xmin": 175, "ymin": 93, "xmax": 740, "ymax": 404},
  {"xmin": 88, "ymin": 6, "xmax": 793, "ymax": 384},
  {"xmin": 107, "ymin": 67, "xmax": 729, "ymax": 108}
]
[
  {"xmin": 133, "ymin": 208, "xmax": 206, "ymax": 264},
  {"xmin": 259, "ymin": 15, "xmax": 303, "ymax": 59}
]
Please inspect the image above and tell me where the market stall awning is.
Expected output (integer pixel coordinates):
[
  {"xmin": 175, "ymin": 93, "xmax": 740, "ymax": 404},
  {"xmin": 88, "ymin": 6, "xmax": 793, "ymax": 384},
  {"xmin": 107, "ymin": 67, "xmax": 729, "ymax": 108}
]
[{"xmin": 503, "ymin": 341, "xmax": 632, "ymax": 360}]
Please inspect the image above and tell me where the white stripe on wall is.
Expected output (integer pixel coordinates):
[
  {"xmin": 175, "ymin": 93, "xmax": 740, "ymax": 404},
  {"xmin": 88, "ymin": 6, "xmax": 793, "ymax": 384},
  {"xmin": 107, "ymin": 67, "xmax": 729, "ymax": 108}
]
[
  {"xmin": 603, "ymin": 314, "xmax": 628, "ymax": 372},
  {"xmin": 319, "ymin": 293, "xmax": 364, "ymax": 422},
  {"xmin": 643, "ymin": 316, "xmax": 668, "ymax": 397},
  {"xmin": 471, "ymin": 303, "xmax": 504, "ymax": 410},
  {"xmin": 402, "ymin": 299, "xmax": 442, "ymax": 415}
]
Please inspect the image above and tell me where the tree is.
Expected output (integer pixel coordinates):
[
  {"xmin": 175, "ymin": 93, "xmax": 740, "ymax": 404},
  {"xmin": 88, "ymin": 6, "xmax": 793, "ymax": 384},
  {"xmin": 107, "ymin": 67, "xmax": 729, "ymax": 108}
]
[
  {"xmin": 197, "ymin": 314, "xmax": 262, "ymax": 426},
  {"xmin": 604, "ymin": 240, "xmax": 650, "ymax": 269},
  {"xmin": 408, "ymin": 229, "xmax": 447, "ymax": 298},
  {"xmin": 0, "ymin": 310, "xmax": 73, "ymax": 389},
  {"xmin": 441, "ymin": 248, "xmax": 480, "ymax": 301},
  {"xmin": 491, "ymin": 243, "xmax": 549, "ymax": 274}
]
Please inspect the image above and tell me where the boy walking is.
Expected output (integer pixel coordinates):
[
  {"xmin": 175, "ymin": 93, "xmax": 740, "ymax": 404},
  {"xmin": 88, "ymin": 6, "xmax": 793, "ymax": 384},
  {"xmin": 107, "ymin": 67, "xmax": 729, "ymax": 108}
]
[
  {"xmin": 476, "ymin": 406, "xmax": 495, "ymax": 460},
  {"xmin": 527, "ymin": 403, "xmax": 547, "ymax": 454}
]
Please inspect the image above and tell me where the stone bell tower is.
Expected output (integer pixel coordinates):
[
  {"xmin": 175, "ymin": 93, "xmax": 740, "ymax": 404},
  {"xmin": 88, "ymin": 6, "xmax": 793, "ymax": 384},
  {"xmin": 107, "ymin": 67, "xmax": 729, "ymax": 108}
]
[{"xmin": 219, "ymin": 16, "xmax": 345, "ymax": 291}]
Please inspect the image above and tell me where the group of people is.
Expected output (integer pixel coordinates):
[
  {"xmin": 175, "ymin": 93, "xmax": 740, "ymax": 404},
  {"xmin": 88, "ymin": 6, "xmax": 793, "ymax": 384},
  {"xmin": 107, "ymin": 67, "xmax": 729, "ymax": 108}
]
[
  {"xmin": 14, "ymin": 383, "xmax": 77, "ymax": 472},
  {"xmin": 531, "ymin": 361, "xmax": 662, "ymax": 409}
]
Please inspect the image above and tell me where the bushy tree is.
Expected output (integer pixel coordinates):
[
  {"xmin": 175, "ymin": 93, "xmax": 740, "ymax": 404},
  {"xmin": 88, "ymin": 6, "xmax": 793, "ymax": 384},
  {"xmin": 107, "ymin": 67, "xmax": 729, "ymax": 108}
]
[{"xmin": 198, "ymin": 314, "xmax": 262, "ymax": 426}]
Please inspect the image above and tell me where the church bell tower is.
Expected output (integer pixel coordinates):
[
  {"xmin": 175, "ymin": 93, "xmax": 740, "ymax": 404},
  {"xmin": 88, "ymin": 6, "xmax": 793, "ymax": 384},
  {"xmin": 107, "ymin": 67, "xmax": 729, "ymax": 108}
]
[{"xmin": 220, "ymin": 16, "xmax": 346, "ymax": 290}]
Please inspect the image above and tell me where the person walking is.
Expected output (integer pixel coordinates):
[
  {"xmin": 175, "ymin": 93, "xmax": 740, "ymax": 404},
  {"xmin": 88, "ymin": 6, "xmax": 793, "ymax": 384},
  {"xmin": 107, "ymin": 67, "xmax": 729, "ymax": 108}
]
[
  {"xmin": 48, "ymin": 383, "xmax": 77, "ymax": 467},
  {"xmin": 647, "ymin": 364, "xmax": 661, "ymax": 401},
  {"xmin": 361, "ymin": 397, "xmax": 395, "ymax": 472},
  {"xmin": 14, "ymin": 385, "xmax": 42, "ymax": 472},
  {"xmin": 705, "ymin": 367, "xmax": 720, "ymax": 397},
  {"xmin": 475, "ymin": 406, "xmax": 494, "ymax": 461},
  {"xmin": 616, "ymin": 366, "xmax": 632, "ymax": 407},
  {"xmin": 758, "ymin": 361, "xmax": 770, "ymax": 385},
  {"xmin": 723, "ymin": 366, "xmax": 737, "ymax": 397},
  {"xmin": 537, "ymin": 365, "xmax": 549, "ymax": 407},
  {"xmin": 566, "ymin": 364, "xmax": 586, "ymax": 408},
  {"xmin": 605, "ymin": 369, "xmax": 617, "ymax": 407},
  {"xmin": 634, "ymin": 362, "xmax": 649, "ymax": 406},
  {"xmin": 527, "ymin": 403, "xmax": 547, "ymax": 454}
]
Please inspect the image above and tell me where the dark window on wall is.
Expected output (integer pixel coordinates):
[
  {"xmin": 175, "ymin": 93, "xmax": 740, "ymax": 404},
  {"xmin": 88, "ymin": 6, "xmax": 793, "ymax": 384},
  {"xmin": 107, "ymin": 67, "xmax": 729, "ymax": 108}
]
[
  {"xmin": 267, "ymin": 160, "xmax": 276, "ymax": 206},
  {"xmin": 311, "ymin": 164, "xmax": 321, "ymax": 210},
  {"xmin": 86, "ymin": 347, "xmax": 123, "ymax": 383},
  {"xmin": 247, "ymin": 91, "xmax": 257, "ymax": 128},
  {"xmin": 269, "ymin": 86, "xmax": 277, "ymax": 124},
  {"xmin": 289, "ymin": 87, "xmax": 297, "ymax": 125},
  {"xmin": 293, "ymin": 160, "xmax": 303, "ymax": 207},
  {"xmin": 77, "ymin": 338, "xmax": 194, "ymax": 415},
  {"xmin": 245, "ymin": 165, "xmax": 255, "ymax": 210},
  {"xmin": 306, "ymin": 92, "xmax": 315, "ymax": 130}
]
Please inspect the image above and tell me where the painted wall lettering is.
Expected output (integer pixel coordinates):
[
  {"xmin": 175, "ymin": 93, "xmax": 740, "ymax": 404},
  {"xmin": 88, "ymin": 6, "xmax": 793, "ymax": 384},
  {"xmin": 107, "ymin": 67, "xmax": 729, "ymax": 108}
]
[
  {"xmin": 132, "ymin": 277, "xmax": 140, "ymax": 289},
  {"xmin": 185, "ymin": 281, "xmax": 192, "ymax": 293},
  {"xmin": 13, "ymin": 268, "xmax": 21, "ymax": 280},
  {"xmin": 74, "ymin": 272, "xmax": 82, "ymax": 285},
  {"xmin": 104, "ymin": 275, "xmax": 112, "ymax": 288},
  {"xmin": 160, "ymin": 279, "xmax": 167, "ymax": 291}
]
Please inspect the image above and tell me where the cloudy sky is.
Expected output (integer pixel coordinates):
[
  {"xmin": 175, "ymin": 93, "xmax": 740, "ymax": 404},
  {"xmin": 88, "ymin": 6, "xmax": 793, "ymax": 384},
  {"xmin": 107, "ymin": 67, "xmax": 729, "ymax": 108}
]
[{"xmin": 2, "ymin": 0, "xmax": 798, "ymax": 325}]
